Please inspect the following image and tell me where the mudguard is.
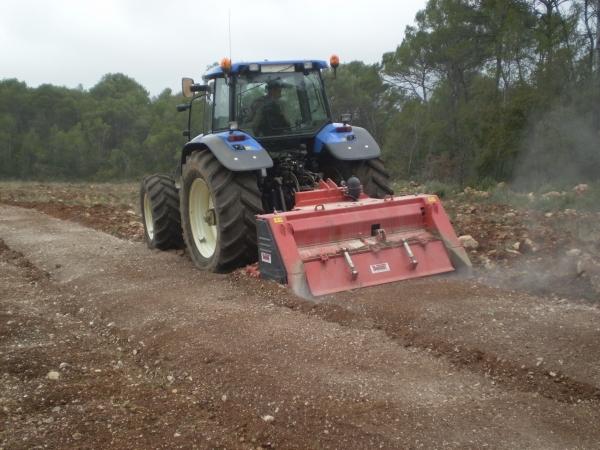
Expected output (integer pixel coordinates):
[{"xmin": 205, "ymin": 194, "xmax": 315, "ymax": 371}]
[
  {"xmin": 181, "ymin": 132, "xmax": 273, "ymax": 172},
  {"xmin": 314, "ymin": 123, "xmax": 381, "ymax": 161}
]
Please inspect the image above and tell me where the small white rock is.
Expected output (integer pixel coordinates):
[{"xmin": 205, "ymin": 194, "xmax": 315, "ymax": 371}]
[
  {"xmin": 577, "ymin": 260, "xmax": 587, "ymax": 276},
  {"xmin": 459, "ymin": 235, "xmax": 479, "ymax": 250},
  {"xmin": 46, "ymin": 371, "xmax": 60, "ymax": 381},
  {"xmin": 221, "ymin": 394, "xmax": 227, "ymax": 402},
  {"xmin": 484, "ymin": 259, "xmax": 496, "ymax": 270},
  {"xmin": 521, "ymin": 237, "xmax": 538, "ymax": 253},
  {"xmin": 261, "ymin": 415, "xmax": 275, "ymax": 422},
  {"xmin": 542, "ymin": 191, "xmax": 562, "ymax": 199},
  {"xmin": 536, "ymin": 358, "xmax": 544, "ymax": 367}
]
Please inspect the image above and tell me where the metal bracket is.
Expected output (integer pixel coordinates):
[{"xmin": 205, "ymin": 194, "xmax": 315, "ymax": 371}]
[
  {"xmin": 402, "ymin": 239, "xmax": 418, "ymax": 269},
  {"xmin": 376, "ymin": 228, "xmax": 387, "ymax": 242},
  {"xmin": 342, "ymin": 248, "xmax": 358, "ymax": 280}
]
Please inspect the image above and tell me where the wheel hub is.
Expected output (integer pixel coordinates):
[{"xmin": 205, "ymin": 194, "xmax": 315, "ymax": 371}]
[
  {"xmin": 204, "ymin": 208, "xmax": 216, "ymax": 226},
  {"xmin": 189, "ymin": 178, "xmax": 217, "ymax": 258}
]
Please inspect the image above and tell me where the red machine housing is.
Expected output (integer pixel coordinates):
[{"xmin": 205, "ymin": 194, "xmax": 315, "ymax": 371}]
[{"xmin": 255, "ymin": 180, "xmax": 471, "ymax": 296}]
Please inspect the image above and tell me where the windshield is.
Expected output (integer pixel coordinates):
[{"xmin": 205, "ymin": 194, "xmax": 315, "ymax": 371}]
[{"xmin": 235, "ymin": 71, "xmax": 329, "ymax": 138}]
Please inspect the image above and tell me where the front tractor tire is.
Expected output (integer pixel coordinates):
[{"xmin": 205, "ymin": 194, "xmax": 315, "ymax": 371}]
[
  {"xmin": 181, "ymin": 150, "xmax": 262, "ymax": 272},
  {"xmin": 140, "ymin": 174, "xmax": 184, "ymax": 250}
]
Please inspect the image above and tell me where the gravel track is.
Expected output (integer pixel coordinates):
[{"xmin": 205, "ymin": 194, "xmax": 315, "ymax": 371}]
[{"xmin": 1, "ymin": 205, "xmax": 600, "ymax": 449}]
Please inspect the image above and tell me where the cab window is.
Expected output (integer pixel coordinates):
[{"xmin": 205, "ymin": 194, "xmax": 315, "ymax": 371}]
[{"xmin": 213, "ymin": 78, "xmax": 230, "ymax": 130}]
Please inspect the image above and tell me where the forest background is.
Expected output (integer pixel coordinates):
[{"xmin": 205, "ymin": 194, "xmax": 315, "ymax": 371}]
[{"xmin": 1, "ymin": 0, "xmax": 599, "ymax": 191}]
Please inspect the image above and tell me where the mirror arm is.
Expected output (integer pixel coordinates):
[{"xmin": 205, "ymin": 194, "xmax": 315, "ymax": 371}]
[{"xmin": 187, "ymin": 99, "xmax": 193, "ymax": 141}]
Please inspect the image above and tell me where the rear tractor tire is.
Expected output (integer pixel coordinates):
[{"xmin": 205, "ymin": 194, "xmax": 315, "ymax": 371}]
[
  {"xmin": 353, "ymin": 158, "xmax": 394, "ymax": 198},
  {"xmin": 180, "ymin": 150, "xmax": 263, "ymax": 272},
  {"xmin": 327, "ymin": 157, "xmax": 394, "ymax": 198},
  {"xmin": 140, "ymin": 174, "xmax": 184, "ymax": 250}
]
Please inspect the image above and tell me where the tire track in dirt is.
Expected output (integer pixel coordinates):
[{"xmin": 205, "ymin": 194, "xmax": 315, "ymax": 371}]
[
  {"xmin": 232, "ymin": 273, "xmax": 600, "ymax": 405},
  {"xmin": 0, "ymin": 239, "xmax": 246, "ymax": 449}
]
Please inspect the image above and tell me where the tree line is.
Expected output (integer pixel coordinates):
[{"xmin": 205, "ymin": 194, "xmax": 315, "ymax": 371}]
[
  {"xmin": 1, "ymin": 0, "xmax": 599, "ymax": 188},
  {"xmin": 0, "ymin": 74, "xmax": 187, "ymax": 180}
]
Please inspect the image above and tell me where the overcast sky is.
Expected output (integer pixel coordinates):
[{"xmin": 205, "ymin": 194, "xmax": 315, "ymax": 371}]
[{"xmin": 1, "ymin": 0, "xmax": 426, "ymax": 96}]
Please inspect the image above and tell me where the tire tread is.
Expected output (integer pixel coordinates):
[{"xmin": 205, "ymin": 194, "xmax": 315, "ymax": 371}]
[
  {"xmin": 140, "ymin": 174, "xmax": 184, "ymax": 250},
  {"xmin": 181, "ymin": 151, "xmax": 263, "ymax": 272}
]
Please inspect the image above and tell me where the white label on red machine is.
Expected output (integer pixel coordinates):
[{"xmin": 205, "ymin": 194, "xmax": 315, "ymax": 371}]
[
  {"xmin": 370, "ymin": 262, "xmax": 390, "ymax": 274},
  {"xmin": 261, "ymin": 252, "xmax": 272, "ymax": 264}
]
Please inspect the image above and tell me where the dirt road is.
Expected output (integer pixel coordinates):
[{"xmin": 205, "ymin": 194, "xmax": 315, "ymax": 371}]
[{"xmin": 1, "ymin": 204, "xmax": 600, "ymax": 449}]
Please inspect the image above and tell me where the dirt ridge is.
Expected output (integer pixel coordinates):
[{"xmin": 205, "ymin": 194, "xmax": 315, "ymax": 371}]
[
  {"xmin": 232, "ymin": 273, "xmax": 600, "ymax": 405},
  {"xmin": 3, "ymin": 232, "xmax": 599, "ymax": 407}
]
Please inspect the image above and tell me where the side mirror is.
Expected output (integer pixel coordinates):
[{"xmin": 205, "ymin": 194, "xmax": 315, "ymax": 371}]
[
  {"xmin": 182, "ymin": 77, "xmax": 195, "ymax": 98},
  {"xmin": 340, "ymin": 113, "xmax": 353, "ymax": 124},
  {"xmin": 176, "ymin": 103, "xmax": 190, "ymax": 112},
  {"xmin": 182, "ymin": 77, "xmax": 209, "ymax": 98}
]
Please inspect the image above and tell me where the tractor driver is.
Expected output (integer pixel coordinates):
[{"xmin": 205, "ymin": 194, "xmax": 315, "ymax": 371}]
[{"xmin": 251, "ymin": 79, "xmax": 291, "ymax": 136}]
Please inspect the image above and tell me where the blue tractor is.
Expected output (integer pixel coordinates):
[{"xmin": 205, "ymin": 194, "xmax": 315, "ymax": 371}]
[{"xmin": 140, "ymin": 57, "xmax": 393, "ymax": 272}]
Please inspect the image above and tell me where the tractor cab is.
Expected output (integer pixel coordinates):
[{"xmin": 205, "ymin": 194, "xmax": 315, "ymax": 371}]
[
  {"xmin": 203, "ymin": 60, "xmax": 333, "ymax": 148},
  {"xmin": 176, "ymin": 57, "xmax": 385, "ymax": 214}
]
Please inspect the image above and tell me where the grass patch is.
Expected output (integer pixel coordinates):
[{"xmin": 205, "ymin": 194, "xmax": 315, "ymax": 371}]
[
  {"xmin": 479, "ymin": 182, "xmax": 600, "ymax": 212},
  {"xmin": 391, "ymin": 178, "xmax": 600, "ymax": 213}
]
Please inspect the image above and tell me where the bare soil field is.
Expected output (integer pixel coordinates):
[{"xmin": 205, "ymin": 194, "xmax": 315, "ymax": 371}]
[{"xmin": 1, "ymin": 182, "xmax": 600, "ymax": 449}]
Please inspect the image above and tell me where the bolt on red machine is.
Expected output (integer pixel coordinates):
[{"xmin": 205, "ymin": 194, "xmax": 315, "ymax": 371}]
[{"xmin": 256, "ymin": 179, "xmax": 471, "ymax": 296}]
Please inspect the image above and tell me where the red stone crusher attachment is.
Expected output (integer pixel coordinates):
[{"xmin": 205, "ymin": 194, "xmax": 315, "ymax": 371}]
[{"xmin": 255, "ymin": 180, "xmax": 472, "ymax": 297}]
